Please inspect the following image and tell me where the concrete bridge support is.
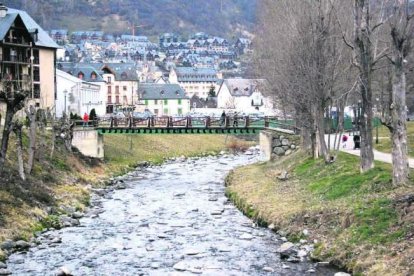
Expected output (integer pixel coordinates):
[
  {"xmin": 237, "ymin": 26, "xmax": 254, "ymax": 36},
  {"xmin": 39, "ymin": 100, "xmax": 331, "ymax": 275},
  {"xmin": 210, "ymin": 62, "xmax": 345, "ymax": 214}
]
[{"xmin": 72, "ymin": 129, "xmax": 104, "ymax": 159}]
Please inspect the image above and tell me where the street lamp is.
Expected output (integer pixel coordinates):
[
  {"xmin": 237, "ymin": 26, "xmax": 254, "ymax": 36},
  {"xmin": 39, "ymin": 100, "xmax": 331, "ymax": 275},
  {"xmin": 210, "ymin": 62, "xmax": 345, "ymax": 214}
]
[{"xmin": 63, "ymin": 89, "xmax": 68, "ymax": 116}]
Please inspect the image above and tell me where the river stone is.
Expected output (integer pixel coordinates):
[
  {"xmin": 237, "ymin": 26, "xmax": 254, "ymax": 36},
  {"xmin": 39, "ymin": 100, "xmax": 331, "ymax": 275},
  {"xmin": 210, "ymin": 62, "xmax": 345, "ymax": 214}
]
[
  {"xmin": 334, "ymin": 273, "xmax": 351, "ymax": 276},
  {"xmin": 15, "ymin": 240, "xmax": 30, "ymax": 250},
  {"xmin": 282, "ymin": 264, "xmax": 290, "ymax": 269},
  {"xmin": 150, "ymin": 263, "xmax": 160, "ymax": 269},
  {"xmin": 263, "ymin": 267, "xmax": 274, "ymax": 272},
  {"xmin": 0, "ymin": 263, "xmax": 5, "ymax": 269},
  {"xmin": 244, "ymin": 150, "xmax": 253, "ymax": 155},
  {"xmin": 173, "ymin": 261, "xmax": 187, "ymax": 271},
  {"xmin": 281, "ymin": 139, "xmax": 290, "ymax": 146},
  {"xmin": 282, "ymin": 146, "xmax": 290, "ymax": 151},
  {"xmin": 0, "ymin": 240, "xmax": 16, "ymax": 251},
  {"xmin": 273, "ymin": 147, "xmax": 285, "ymax": 156},
  {"xmin": 273, "ymin": 139, "xmax": 282, "ymax": 147},
  {"xmin": 239, "ymin": 233, "xmax": 254, "ymax": 240},
  {"xmin": 279, "ymin": 242, "xmax": 297, "ymax": 259},
  {"xmin": 72, "ymin": 212, "xmax": 84, "ymax": 219},
  {"xmin": 291, "ymin": 144, "xmax": 296, "ymax": 149},
  {"xmin": 56, "ymin": 266, "xmax": 72, "ymax": 276},
  {"xmin": 184, "ymin": 249, "xmax": 201, "ymax": 255},
  {"xmin": 0, "ymin": 269, "xmax": 11, "ymax": 275},
  {"xmin": 211, "ymin": 209, "xmax": 224, "ymax": 215},
  {"xmin": 285, "ymin": 150, "xmax": 292, "ymax": 156},
  {"xmin": 297, "ymin": 249, "xmax": 308, "ymax": 258}
]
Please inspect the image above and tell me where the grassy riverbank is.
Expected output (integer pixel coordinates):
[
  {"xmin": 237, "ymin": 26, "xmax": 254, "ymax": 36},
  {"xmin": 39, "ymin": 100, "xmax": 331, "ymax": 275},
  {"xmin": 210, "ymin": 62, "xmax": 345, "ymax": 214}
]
[
  {"xmin": 374, "ymin": 122, "xmax": 414, "ymax": 157},
  {"xmin": 0, "ymin": 133, "xmax": 253, "ymax": 261},
  {"xmin": 226, "ymin": 152, "xmax": 414, "ymax": 276}
]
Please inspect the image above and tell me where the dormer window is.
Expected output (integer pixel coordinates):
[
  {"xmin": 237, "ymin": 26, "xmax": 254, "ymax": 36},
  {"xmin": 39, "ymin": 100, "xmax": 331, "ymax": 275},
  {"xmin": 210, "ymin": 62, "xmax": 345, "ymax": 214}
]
[
  {"xmin": 91, "ymin": 72, "xmax": 97, "ymax": 80},
  {"xmin": 78, "ymin": 72, "xmax": 84, "ymax": 79}
]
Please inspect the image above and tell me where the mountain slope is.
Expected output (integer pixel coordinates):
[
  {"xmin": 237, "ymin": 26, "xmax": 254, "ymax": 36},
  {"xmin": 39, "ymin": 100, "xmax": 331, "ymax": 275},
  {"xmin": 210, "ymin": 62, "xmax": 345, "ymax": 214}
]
[{"xmin": 3, "ymin": 0, "xmax": 256, "ymax": 37}]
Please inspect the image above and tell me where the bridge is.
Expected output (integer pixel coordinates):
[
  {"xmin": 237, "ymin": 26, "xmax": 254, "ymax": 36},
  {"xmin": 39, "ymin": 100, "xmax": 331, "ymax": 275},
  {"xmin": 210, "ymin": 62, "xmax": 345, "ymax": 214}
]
[
  {"xmin": 91, "ymin": 116, "xmax": 297, "ymax": 135},
  {"xmin": 71, "ymin": 116, "xmax": 299, "ymax": 159}
]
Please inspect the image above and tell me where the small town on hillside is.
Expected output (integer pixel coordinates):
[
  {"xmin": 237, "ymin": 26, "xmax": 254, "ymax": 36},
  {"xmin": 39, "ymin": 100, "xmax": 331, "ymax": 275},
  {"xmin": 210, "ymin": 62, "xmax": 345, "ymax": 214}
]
[
  {"xmin": 0, "ymin": 1, "xmax": 413, "ymax": 276},
  {"xmin": 0, "ymin": 3, "xmax": 274, "ymax": 122}
]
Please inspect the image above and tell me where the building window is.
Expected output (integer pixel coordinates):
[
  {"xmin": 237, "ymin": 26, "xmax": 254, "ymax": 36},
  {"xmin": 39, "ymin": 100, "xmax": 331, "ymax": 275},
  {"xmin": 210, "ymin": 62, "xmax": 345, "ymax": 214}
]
[
  {"xmin": 115, "ymin": 96, "xmax": 120, "ymax": 104},
  {"xmin": 178, "ymin": 108, "xmax": 182, "ymax": 115},
  {"xmin": 33, "ymin": 66, "xmax": 40, "ymax": 82},
  {"xmin": 178, "ymin": 99, "xmax": 182, "ymax": 105},
  {"xmin": 164, "ymin": 99, "xmax": 168, "ymax": 105},
  {"xmin": 123, "ymin": 86, "xmax": 127, "ymax": 91},
  {"xmin": 91, "ymin": 72, "xmax": 97, "ymax": 80},
  {"xmin": 123, "ymin": 95, "xmax": 127, "ymax": 103},
  {"xmin": 163, "ymin": 108, "xmax": 168, "ymax": 115},
  {"xmin": 107, "ymin": 76, "xmax": 112, "ymax": 83},
  {"xmin": 108, "ymin": 95, "xmax": 112, "ymax": 103},
  {"xmin": 33, "ymin": 84, "xmax": 40, "ymax": 99},
  {"xmin": 154, "ymin": 109, "xmax": 159, "ymax": 115},
  {"xmin": 107, "ymin": 86, "xmax": 112, "ymax": 93},
  {"xmin": 154, "ymin": 100, "xmax": 158, "ymax": 105},
  {"xmin": 115, "ymin": 86, "xmax": 119, "ymax": 94},
  {"xmin": 33, "ymin": 49, "xmax": 39, "ymax": 64},
  {"xmin": 145, "ymin": 100, "xmax": 148, "ymax": 105}
]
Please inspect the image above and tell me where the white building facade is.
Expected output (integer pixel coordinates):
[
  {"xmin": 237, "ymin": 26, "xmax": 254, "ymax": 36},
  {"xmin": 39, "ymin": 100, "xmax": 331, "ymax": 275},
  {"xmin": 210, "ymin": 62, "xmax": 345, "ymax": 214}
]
[
  {"xmin": 56, "ymin": 69, "xmax": 106, "ymax": 117},
  {"xmin": 216, "ymin": 79, "xmax": 275, "ymax": 115}
]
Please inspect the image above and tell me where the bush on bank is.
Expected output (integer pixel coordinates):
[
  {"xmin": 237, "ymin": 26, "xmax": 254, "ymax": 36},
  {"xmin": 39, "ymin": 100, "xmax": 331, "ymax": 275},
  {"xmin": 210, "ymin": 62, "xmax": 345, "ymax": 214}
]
[{"xmin": 225, "ymin": 151, "xmax": 414, "ymax": 276}]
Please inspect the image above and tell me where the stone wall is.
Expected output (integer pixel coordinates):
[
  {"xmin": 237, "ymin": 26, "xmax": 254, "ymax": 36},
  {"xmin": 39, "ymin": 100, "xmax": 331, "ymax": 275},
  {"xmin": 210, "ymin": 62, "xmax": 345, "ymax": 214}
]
[{"xmin": 260, "ymin": 130, "xmax": 299, "ymax": 161}]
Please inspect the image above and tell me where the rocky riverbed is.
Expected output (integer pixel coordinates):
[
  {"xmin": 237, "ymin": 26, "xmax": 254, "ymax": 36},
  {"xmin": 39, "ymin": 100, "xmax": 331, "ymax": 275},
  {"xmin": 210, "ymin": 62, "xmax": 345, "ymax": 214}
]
[{"xmin": 4, "ymin": 148, "xmax": 344, "ymax": 275}]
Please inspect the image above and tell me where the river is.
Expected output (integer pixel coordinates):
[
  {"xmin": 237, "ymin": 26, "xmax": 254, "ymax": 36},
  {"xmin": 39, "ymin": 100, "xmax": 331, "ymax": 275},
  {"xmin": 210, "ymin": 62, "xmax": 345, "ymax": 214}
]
[{"xmin": 7, "ymin": 150, "xmax": 341, "ymax": 275}]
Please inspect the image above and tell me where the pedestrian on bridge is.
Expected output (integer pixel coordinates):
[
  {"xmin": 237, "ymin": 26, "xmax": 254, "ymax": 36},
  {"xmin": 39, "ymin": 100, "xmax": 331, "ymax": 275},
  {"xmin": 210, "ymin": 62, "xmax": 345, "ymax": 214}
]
[
  {"xmin": 83, "ymin": 112, "xmax": 89, "ymax": 127},
  {"xmin": 220, "ymin": 111, "xmax": 226, "ymax": 127},
  {"xmin": 233, "ymin": 112, "xmax": 238, "ymax": 127}
]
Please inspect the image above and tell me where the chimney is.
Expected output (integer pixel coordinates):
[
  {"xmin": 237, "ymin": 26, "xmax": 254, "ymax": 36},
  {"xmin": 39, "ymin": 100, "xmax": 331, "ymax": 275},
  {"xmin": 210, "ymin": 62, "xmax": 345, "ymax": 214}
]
[{"xmin": 0, "ymin": 3, "xmax": 8, "ymax": 18}]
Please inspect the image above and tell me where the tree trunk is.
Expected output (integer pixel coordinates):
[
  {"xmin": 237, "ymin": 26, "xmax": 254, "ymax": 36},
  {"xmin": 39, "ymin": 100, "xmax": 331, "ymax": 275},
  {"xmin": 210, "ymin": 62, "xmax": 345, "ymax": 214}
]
[
  {"xmin": 316, "ymin": 105, "xmax": 329, "ymax": 161},
  {"xmin": 0, "ymin": 105, "xmax": 15, "ymax": 171},
  {"xmin": 354, "ymin": 0, "xmax": 375, "ymax": 172},
  {"xmin": 26, "ymin": 106, "xmax": 37, "ymax": 175},
  {"xmin": 359, "ymin": 80, "xmax": 375, "ymax": 172},
  {"xmin": 13, "ymin": 121, "xmax": 25, "ymax": 181},
  {"xmin": 390, "ymin": 58, "xmax": 409, "ymax": 185}
]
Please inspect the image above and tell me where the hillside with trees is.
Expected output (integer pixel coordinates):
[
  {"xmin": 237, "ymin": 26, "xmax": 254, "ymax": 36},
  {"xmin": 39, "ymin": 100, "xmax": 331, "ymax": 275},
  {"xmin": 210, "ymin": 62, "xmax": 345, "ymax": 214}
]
[{"xmin": 2, "ymin": 0, "xmax": 256, "ymax": 37}]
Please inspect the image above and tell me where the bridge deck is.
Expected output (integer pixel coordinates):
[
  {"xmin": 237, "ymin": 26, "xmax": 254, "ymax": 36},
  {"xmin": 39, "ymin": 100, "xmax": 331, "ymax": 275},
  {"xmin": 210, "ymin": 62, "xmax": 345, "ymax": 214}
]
[{"xmin": 76, "ymin": 116, "xmax": 298, "ymax": 135}]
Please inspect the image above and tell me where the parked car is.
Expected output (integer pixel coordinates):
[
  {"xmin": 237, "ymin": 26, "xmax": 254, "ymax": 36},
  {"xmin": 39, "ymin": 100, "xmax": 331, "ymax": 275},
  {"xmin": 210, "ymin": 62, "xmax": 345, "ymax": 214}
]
[
  {"xmin": 113, "ymin": 112, "xmax": 126, "ymax": 119},
  {"xmin": 133, "ymin": 111, "xmax": 153, "ymax": 119}
]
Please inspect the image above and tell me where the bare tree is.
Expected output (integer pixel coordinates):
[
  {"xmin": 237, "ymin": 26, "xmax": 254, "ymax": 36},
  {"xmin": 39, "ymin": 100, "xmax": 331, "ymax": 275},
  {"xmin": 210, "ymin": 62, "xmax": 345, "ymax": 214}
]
[
  {"xmin": 381, "ymin": 0, "xmax": 414, "ymax": 185},
  {"xmin": 254, "ymin": 0, "xmax": 353, "ymax": 161},
  {"xmin": 0, "ymin": 78, "xmax": 29, "ymax": 172},
  {"xmin": 25, "ymin": 105, "xmax": 37, "ymax": 174}
]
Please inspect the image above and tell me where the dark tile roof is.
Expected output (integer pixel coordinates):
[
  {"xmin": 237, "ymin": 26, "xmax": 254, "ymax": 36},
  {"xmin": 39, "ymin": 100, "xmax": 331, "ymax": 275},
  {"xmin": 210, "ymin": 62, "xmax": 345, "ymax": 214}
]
[
  {"xmin": 139, "ymin": 84, "xmax": 188, "ymax": 100},
  {"xmin": 2, "ymin": 8, "xmax": 59, "ymax": 49},
  {"xmin": 174, "ymin": 67, "xmax": 218, "ymax": 82}
]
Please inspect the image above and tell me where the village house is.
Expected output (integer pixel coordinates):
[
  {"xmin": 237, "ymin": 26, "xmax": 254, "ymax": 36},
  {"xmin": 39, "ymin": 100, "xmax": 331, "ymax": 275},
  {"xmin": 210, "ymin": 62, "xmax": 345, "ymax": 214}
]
[
  {"xmin": 49, "ymin": 29, "xmax": 68, "ymax": 45},
  {"xmin": 94, "ymin": 63, "xmax": 139, "ymax": 114},
  {"xmin": 0, "ymin": 4, "xmax": 59, "ymax": 112},
  {"xmin": 138, "ymin": 83, "xmax": 190, "ymax": 116},
  {"xmin": 56, "ymin": 69, "xmax": 105, "ymax": 117},
  {"xmin": 216, "ymin": 79, "xmax": 274, "ymax": 114},
  {"xmin": 169, "ymin": 67, "xmax": 221, "ymax": 99}
]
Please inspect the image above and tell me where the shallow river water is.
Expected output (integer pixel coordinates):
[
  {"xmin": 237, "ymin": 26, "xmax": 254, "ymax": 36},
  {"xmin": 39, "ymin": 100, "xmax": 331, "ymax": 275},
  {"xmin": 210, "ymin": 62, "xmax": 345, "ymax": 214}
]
[{"xmin": 7, "ymin": 152, "xmax": 341, "ymax": 275}]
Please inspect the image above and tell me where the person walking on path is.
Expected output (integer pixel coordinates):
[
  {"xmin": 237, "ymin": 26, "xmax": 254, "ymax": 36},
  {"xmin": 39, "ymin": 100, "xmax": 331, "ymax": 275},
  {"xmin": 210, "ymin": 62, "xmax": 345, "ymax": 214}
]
[
  {"xmin": 353, "ymin": 134, "xmax": 360, "ymax": 149},
  {"xmin": 220, "ymin": 111, "xmax": 226, "ymax": 127},
  {"xmin": 341, "ymin": 134, "xmax": 348, "ymax": 148},
  {"xmin": 83, "ymin": 112, "xmax": 89, "ymax": 127}
]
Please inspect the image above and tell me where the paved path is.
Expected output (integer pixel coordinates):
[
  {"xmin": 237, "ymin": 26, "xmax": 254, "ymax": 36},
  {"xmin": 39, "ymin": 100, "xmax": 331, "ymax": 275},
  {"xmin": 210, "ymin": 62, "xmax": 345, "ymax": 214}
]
[{"xmin": 326, "ymin": 134, "xmax": 414, "ymax": 168}]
